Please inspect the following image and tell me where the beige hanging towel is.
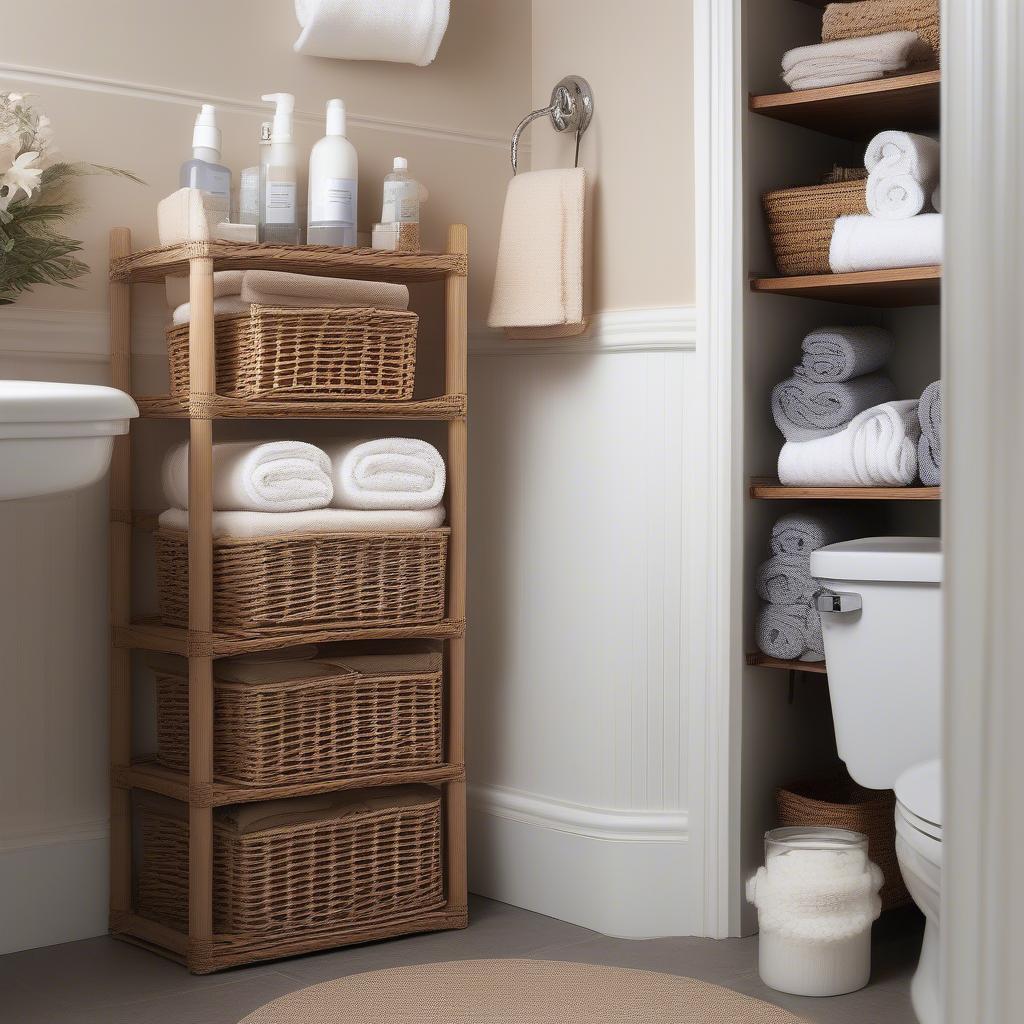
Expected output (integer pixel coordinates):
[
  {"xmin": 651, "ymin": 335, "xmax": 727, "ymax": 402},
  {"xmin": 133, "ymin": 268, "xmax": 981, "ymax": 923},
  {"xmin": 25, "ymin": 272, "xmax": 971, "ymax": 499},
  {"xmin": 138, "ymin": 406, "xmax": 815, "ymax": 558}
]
[{"xmin": 488, "ymin": 167, "xmax": 586, "ymax": 339}]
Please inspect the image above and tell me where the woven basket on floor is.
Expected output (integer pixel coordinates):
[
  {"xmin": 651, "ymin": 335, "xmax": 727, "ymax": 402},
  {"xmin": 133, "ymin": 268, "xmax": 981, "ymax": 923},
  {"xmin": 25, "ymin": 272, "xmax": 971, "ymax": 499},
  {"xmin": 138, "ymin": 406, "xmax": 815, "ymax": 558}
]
[
  {"xmin": 154, "ymin": 528, "xmax": 449, "ymax": 632},
  {"xmin": 822, "ymin": 0, "xmax": 940, "ymax": 63},
  {"xmin": 777, "ymin": 776, "xmax": 910, "ymax": 911},
  {"xmin": 165, "ymin": 305, "xmax": 418, "ymax": 401},
  {"xmin": 135, "ymin": 787, "xmax": 444, "ymax": 936},
  {"xmin": 151, "ymin": 659, "xmax": 444, "ymax": 786},
  {"xmin": 763, "ymin": 178, "xmax": 869, "ymax": 276}
]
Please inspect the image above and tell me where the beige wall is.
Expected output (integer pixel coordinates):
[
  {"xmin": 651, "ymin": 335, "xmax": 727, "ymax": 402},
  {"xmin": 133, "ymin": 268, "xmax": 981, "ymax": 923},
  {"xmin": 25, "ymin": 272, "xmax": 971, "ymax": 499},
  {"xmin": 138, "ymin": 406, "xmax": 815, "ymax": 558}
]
[{"xmin": 530, "ymin": 0, "xmax": 695, "ymax": 311}]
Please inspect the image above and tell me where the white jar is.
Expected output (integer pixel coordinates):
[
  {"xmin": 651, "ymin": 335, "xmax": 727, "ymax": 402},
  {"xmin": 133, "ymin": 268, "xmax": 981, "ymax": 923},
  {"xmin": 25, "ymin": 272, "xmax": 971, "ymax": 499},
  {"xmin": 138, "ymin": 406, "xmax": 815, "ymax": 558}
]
[{"xmin": 747, "ymin": 827, "xmax": 883, "ymax": 997}]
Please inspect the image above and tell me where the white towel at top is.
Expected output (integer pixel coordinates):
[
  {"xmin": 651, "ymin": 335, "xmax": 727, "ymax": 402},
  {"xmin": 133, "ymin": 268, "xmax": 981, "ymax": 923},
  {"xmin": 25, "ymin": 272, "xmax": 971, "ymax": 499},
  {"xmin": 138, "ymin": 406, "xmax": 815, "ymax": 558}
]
[
  {"xmin": 865, "ymin": 131, "xmax": 940, "ymax": 220},
  {"xmin": 323, "ymin": 438, "xmax": 445, "ymax": 511},
  {"xmin": 830, "ymin": 214, "xmax": 943, "ymax": 274},
  {"xmin": 781, "ymin": 32, "xmax": 926, "ymax": 91},
  {"xmin": 293, "ymin": 0, "xmax": 450, "ymax": 66}
]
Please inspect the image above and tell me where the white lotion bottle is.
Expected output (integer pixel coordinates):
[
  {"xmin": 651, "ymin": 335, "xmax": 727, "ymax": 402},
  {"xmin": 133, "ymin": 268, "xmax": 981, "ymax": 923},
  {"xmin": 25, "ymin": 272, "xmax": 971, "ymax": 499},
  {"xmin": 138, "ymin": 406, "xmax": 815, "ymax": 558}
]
[
  {"xmin": 179, "ymin": 104, "xmax": 231, "ymax": 204},
  {"xmin": 259, "ymin": 93, "xmax": 300, "ymax": 244},
  {"xmin": 307, "ymin": 99, "xmax": 358, "ymax": 247}
]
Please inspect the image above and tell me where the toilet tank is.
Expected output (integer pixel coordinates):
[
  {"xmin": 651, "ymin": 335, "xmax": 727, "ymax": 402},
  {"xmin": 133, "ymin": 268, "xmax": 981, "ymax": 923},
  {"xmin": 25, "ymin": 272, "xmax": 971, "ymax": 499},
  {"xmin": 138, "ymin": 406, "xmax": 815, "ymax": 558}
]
[{"xmin": 810, "ymin": 537, "xmax": 941, "ymax": 791}]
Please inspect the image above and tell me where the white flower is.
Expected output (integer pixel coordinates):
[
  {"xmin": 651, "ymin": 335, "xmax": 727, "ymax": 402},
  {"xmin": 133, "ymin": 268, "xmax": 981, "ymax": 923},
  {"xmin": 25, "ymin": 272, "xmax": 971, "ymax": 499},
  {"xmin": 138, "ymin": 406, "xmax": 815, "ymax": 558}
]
[{"xmin": 2, "ymin": 150, "xmax": 42, "ymax": 199}]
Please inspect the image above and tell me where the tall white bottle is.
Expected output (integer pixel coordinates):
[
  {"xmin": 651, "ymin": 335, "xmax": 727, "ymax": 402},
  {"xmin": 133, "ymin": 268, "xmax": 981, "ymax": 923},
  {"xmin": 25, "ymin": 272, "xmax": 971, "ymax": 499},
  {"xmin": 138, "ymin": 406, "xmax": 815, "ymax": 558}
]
[
  {"xmin": 259, "ymin": 93, "xmax": 300, "ymax": 244},
  {"xmin": 307, "ymin": 99, "xmax": 358, "ymax": 247}
]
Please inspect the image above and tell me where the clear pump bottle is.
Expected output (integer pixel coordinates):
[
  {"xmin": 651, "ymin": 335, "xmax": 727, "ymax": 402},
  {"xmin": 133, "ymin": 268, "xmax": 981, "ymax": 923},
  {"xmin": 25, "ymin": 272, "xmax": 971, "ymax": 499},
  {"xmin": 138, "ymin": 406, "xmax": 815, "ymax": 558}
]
[
  {"xmin": 179, "ymin": 104, "xmax": 231, "ymax": 204},
  {"xmin": 259, "ymin": 93, "xmax": 300, "ymax": 244}
]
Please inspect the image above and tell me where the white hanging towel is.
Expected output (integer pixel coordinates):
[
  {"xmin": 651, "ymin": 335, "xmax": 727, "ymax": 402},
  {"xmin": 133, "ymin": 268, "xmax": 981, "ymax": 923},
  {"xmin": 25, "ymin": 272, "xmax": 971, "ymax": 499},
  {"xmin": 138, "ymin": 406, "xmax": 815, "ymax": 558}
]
[
  {"xmin": 293, "ymin": 0, "xmax": 450, "ymax": 66},
  {"xmin": 488, "ymin": 168, "xmax": 587, "ymax": 339}
]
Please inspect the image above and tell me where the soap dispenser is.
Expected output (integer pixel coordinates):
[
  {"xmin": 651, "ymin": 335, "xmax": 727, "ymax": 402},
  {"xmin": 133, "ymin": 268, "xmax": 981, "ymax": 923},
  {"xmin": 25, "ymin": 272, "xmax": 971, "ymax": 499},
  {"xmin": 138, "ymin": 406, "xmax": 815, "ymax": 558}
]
[
  {"xmin": 179, "ymin": 104, "xmax": 231, "ymax": 204},
  {"xmin": 307, "ymin": 99, "xmax": 358, "ymax": 247},
  {"xmin": 259, "ymin": 92, "xmax": 300, "ymax": 244}
]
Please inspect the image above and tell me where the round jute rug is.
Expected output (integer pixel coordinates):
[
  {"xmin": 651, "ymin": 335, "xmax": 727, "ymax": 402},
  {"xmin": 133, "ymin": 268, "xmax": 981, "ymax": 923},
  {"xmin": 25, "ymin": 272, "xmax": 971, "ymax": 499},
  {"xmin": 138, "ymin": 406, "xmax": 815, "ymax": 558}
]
[{"xmin": 239, "ymin": 960, "xmax": 808, "ymax": 1023}]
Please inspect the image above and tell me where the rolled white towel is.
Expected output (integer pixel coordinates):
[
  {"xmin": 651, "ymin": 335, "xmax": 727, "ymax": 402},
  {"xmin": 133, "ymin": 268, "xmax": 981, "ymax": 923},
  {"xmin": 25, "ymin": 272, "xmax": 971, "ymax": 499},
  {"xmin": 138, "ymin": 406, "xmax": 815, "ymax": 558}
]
[
  {"xmin": 323, "ymin": 438, "xmax": 446, "ymax": 511},
  {"xmin": 171, "ymin": 296, "xmax": 250, "ymax": 327},
  {"xmin": 865, "ymin": 131, "xmax": 940, "ymax": 221},
  {"xmin": 829, "ymin": 214, "xmax": 943, "ymax": 274},
  {"xmin": 778, "ymin": 400, "xmax": 921, "ymax": 487},
  {"xmin": 161, "ymin": 440, "xmax": 333, "ymax": 512}
]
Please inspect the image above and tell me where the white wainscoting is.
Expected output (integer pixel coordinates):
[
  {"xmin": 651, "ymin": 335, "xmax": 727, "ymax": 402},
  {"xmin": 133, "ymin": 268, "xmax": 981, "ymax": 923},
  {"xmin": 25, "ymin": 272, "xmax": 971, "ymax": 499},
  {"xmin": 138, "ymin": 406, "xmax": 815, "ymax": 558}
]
[{"xmin": 466, "ymin": 306, "xmax": 703, "ymax": 937}]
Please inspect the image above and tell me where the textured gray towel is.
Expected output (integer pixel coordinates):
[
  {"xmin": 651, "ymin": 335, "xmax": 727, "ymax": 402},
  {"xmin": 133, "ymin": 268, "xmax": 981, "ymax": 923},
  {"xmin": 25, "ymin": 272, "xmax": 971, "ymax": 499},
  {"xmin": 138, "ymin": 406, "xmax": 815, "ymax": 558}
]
[
  {"xmin": 770, "ymin": 509, "xmax": 853, "ymax": 556},
  {"xmin": 756, "ymin": 601, "xmax": 826, "ymax": 661},
  {"xmin": 918, "ymin": 379, "xmax": 942, "ymax": 485},
  {"xmin": 795, "ymin": 326, "xmax": 894, "ymax": 383},
  {"xmin": 771, "ymin": 372, "xmax": 897, "ymax": 441},
  {"xmin": 754, "ymin": 553, "xmax": 820, "ymax": 605}
]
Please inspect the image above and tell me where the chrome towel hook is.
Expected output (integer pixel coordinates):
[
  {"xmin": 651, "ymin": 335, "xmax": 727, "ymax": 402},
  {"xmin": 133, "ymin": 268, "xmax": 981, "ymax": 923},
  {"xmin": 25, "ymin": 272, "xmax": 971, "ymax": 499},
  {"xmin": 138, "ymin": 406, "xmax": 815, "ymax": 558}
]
[{"xmin": 510, "ymin": 75, "xmax": 594, "ymax": 175}]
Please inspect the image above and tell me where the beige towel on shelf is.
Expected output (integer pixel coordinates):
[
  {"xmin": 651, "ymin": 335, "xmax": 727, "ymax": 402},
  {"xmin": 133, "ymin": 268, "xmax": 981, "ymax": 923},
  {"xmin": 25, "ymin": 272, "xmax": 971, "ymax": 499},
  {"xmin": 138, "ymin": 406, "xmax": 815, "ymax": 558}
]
[
  {"xmin": 488, "ymin": 168, "xmax": 586, "ymax": 339},
  {"xmin": 170, "ymin": 296, "xmax": 250, "ymax": 326},
  {"xmin": 156, "ymin": 187, "xmax": 229, "ymax": 246},
  {"xmin": 165, "ymin": 270, "xmax": 244, "ymax": 309},
  {"xmin": 240, "ymin": 270, "xmax": 409, "ymax": 311}
]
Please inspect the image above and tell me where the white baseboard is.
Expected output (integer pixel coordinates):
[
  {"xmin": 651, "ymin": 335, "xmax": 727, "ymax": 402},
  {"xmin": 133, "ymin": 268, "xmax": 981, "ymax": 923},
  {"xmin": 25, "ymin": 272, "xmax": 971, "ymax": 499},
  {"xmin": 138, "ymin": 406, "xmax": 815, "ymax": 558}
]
[{"xmin": 468, "ymin": 784, "xmax": 696, "ymax": 939}]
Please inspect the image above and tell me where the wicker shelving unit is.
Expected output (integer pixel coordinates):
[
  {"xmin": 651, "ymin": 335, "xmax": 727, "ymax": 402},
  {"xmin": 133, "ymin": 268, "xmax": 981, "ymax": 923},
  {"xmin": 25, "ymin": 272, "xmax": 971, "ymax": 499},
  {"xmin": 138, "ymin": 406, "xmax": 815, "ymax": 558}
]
[{"xmin": 107, "ymin": 227, "xmax": 469, "ymax": 973}]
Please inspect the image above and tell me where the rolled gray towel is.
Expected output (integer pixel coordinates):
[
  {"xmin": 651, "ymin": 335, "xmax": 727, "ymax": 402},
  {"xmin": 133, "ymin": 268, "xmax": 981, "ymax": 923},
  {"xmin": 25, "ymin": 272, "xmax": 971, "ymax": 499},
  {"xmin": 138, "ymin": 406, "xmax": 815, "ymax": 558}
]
[
  {"xmin": 795, "ymin": 326, "xmax": 894, "ymax": 383},
  {"xmin": 918, "ymin": 379, "xmax": 942, "ymax": 485},
  {"xmin": 756, "ymin": 601, "xmax": 826, "ymax": 661},
  {"xmin": 755, "ymin": 553, "xmax": 818, "ymax": 605},
  {"xmin": 771, "ymin": 372, "xmax": 897, "ymax": 441},
  {"xmin": 770, "ymin": 509, "xmax": 853, "ymax": 556}
]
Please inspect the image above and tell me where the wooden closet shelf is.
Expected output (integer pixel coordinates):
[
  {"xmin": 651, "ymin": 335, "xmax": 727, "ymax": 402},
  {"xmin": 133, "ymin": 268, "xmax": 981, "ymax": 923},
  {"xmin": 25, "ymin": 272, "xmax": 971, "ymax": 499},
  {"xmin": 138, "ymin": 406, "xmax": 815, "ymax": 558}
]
[
  {"xmin": 110, "ymin": 240, "xmax": 466, "ymax": 284},
  {"xmin": 115, "ymin": 617, "xmax": 466, "ymax": 657},
  {"xmin": 750, "ymin": 477, "xmax": 941, "ymax": 500},
  {"xmin": 134, "ymin": 393, "xmax": 466, "ymax": 421},
  {"xmin": 746, "ymin": 652, "xmax": 828, "ymax": 676},
  {"xmin": 750, "ymin": 265, "xmax": 940, "ymax": 306}
]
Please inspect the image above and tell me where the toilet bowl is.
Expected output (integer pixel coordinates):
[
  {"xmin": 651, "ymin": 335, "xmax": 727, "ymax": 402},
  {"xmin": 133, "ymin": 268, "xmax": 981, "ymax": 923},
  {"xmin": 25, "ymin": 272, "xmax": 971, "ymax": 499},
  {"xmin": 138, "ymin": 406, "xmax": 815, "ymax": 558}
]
[{"xmin": 811, "ymin": 537, "xmax": 942, "ymax": 1023}]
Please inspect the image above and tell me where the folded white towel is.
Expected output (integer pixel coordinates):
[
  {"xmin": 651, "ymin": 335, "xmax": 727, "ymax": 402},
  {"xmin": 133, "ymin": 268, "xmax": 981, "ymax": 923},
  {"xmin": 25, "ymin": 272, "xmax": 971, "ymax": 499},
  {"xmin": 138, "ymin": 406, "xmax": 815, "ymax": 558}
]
[
  {"xmin": 170, "ymin": 296, "xmax": 250, "ymax": 326},
  {"xmin": 161, "ymin": 441, "xmax": 333, "ymax": 512},
  {"xmin": 159, "ymin": 505, "xmax": 446, "ymax": 539},
  {"xmin": 240, "ymin": 270, "xmax": 409, "ymax": 311},
  {"xmin": 165, "ymin": 270, "xmax": 243, "ymax": 310},
  {"xmin": 865, "ymin": 131, "xmax": 940, "ymax": 220},
  {"xmin": 782, "ymin": 31, "xmax": 925, "ymax": 91},
  {"xmin": 488, "ymin": 168, "xmax": 586, "ymax": 338},
  {"xmin": 323, "ymin": 438, "xmax": 446, "ymax": 511},
  {"xmin": 829, "ymin": 213, "xmax": 943, "ymax": 273},
  {"xmin": 778, "ymin": 400, "xmax": 921, "ymax": 487},
  {"xmin": 293, "ymin": 0, "xmax": 450, "ymax": 66}
]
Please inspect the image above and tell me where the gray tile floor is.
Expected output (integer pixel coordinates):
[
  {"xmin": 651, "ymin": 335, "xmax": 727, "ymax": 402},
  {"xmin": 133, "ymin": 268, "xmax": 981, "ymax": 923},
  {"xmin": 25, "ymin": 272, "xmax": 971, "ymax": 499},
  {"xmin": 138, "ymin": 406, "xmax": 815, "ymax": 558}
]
[{"xmin": 0, "ymin": 896, "xmax": 923, "ymax": 1023}]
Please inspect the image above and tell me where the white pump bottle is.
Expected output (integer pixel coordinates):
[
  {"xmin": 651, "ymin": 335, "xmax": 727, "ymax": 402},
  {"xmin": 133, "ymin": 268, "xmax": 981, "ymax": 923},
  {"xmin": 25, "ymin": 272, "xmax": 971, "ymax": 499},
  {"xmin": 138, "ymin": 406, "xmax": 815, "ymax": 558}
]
[
  {"xmin": 179, "ymin": 104, "xmax": 231, "ymax": 203},
  {"xmin": 307, "ymin": 99, "xmax": 358, "ymax": 247},
  {"xmin": 259, "ymin": 92, "xmax": 300, "ymax": 244}
]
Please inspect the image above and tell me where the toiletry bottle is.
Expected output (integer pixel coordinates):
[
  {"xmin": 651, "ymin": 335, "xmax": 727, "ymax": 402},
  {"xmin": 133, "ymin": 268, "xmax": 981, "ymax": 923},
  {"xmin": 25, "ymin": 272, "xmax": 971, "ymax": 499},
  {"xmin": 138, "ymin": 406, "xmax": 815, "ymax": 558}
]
[
  {"xmin": 239, "ymin": 122, "xmax": 272, "ymax": 226},
  {"xmin": 380, "ymin": 157, "xmax": 421, "ymax": 251},
  {"xmin": 259, "ymin": 93, "xmax": 300, "ymax": 244},
  {"xmin": 307, "ymin": 99, "xmax": 358, "ymax": 247},
  {"xmin": 179, "ymin": 104, "xmax": 231, "ymax": 204}
]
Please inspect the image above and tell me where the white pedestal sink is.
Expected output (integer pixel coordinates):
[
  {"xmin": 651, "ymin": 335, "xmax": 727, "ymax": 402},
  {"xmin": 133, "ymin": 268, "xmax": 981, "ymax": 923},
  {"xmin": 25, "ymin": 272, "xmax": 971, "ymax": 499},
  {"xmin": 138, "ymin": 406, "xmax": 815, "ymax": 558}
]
[{"xmin": 0, "ymin": 380, "xmax": 138, "ymax": 500}]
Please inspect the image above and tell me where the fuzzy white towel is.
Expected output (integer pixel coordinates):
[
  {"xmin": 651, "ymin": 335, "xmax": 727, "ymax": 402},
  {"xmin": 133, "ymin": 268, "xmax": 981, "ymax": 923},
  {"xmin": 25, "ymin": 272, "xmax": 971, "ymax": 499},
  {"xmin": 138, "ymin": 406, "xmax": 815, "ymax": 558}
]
[
  {"xmin": 161, "ymin": 441, "xmax": 333, "ymax": 512},
  {"xmin": 488, "ymin": 168, "xmax": 586, "ymax": 338},
  {"xmin": 159, "ymin": 505, "xmax": 446, "ymax": 540},
  {"xmin": 293, "ymin": 0, "xmax": 449, "ymax": 66},
  {"xmin": 829, "ymin": 213, "xmax": 943, "ymax": 273},
  {"xmin": 323, "ymin": 438, "xmax": 445, "ymax": 511},
  {"xmin": 240, "ymin": 270, "xmax": 409, "ymax": 311},
  {"xmin": 170, "ymin": 296, "xmax": 250, "ymax": 326},
  {"xmin": 778, "ymin": 400, "xmax": 921, "ymax": 487},
  {"xmin": 865, "ymin": 131, "xmax": 940, "ymax": 220},
  {"xmin": 782, "ymin": 31, "xmax": 925, "ymax": 91},
  {"xmin": 165, "ymin": 270, "xmax": 243, "ymax": 310}
]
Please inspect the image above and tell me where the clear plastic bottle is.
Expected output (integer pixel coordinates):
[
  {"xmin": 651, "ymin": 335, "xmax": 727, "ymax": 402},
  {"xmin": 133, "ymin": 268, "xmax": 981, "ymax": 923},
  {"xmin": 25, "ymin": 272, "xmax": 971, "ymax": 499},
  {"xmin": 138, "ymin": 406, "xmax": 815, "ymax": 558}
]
[
  {"xmin": 239, "ymin": 122, "xmax": 271, "ymax": 227},
  {"xmin": 179, "ymin": 104, "xmax": 231, "ymax": 204},
  {"xmin": 380, "ymin": 156, "xmax": 420, "ymax": 251},
  {"xmin": 259, "ymin": 93, "xmax": 300, "ymax": 244}
]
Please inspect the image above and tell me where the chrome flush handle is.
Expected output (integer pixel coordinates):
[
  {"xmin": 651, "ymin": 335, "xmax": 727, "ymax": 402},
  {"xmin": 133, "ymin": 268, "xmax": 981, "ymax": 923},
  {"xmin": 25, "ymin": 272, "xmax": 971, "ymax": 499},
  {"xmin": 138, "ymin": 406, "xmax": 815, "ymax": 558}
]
[{"xmin": 817, "ymin": 591, "xmax": 863, "ymax": 614}]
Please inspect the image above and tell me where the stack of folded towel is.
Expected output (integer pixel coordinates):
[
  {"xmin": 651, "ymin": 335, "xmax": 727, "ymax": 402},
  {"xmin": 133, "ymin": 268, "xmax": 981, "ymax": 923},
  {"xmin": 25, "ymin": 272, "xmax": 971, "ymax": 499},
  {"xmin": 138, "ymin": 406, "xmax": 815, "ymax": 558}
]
[
  {"xmin": 158, "ymin": 437, "xmax": 446, "ymax": 538},
  {"xmin": 830, "ymin": 130, "xmax": 942, "ymax": 274},
  {"xmin": 165, "ymin": 269, "xmax": 410, "ymax": 326},
  {"xmin": 755, "ymin": 511, "xmax": 853, "ymax": 662},
  {"xmin": 772, "ymin": 326, "xmax": 924, "ymax": 487},
  {"xmin": 917, "ymin": 379, "xmax": 942, "ymax": 484}
]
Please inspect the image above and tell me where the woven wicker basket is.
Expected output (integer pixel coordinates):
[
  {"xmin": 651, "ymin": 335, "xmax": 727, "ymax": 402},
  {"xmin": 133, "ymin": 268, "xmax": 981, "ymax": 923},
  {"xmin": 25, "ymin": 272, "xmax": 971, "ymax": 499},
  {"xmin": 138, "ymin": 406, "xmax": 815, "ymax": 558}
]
[
  {"xmin": 777, "ymin": 776, "xmax": 910, "ymax": 911},
  {"xmin": 763, "ymin": 178, "xmax": 869, "ymax": 276},
  {"xmin": 151, "ymin": 659, "xmax": 444, "ymax": 786},
  {"xmin": 135, "ymin": 787, "xmax": 444, "ymax": 935},
  {"xmin": 155, "ymin": 528, "xmax": 449, "ymax": 632},
  {"xmin": 822, "ymin": 0, "xmax": 940, "ymax": 63},
  {"xmin": 165, "ymin": 305, "xmax": 418, "ymax": 401}
]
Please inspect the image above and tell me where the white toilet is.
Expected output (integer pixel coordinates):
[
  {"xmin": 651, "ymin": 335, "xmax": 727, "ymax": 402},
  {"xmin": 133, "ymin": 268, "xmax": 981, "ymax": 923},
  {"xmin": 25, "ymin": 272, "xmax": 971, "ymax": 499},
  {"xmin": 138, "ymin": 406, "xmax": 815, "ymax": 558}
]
[{"xmin": 811, "ymin": 537, "xmax": 942, "ymax": 1024}]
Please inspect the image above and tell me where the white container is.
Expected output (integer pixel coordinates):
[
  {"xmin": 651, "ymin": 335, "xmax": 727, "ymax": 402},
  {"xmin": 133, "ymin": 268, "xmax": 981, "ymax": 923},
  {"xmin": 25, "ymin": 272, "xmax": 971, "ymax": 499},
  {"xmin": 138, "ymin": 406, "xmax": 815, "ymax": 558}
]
[
  {"xmin": 381, "ymin": 156, "xmax": 420, "ymax": 224},
  {"xmin": 307, "ymin": 99, "xmax": 358, "ymax": 247},
  {"xmin": 259, "ymin": 93, "xmax": 300, "ymax": 244},
  {"xmin": 239, "ymin": 122, "xmax": 272, "ymax": 226},
  {"xmin": 748, "ymin": 827, "xmax": 882, "ymax": 997},
  {"xmin": 179, "ymin": 104, "xmax": 231, "ymax": 203}
]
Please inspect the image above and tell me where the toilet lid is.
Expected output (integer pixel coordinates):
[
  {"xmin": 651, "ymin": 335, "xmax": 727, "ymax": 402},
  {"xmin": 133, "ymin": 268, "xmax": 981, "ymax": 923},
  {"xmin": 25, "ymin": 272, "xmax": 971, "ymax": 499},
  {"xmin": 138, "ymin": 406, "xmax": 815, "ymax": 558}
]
[{"xmin": 895, "ymin": 759, "xmax": 942, "ymax": 832}]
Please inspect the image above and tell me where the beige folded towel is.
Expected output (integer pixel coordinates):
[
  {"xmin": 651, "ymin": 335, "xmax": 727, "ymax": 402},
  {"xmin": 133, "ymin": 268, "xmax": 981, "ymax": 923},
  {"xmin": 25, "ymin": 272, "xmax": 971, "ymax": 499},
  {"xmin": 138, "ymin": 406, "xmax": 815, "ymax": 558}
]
[
  {"xmin": 165, "ymin": 270, "xmax": 244, "ymax": 309},
  {"xmin": 157, "ymin": 187, "xmax": 229, "ymax": 246},
  {"xmin": 782, "ymin": 31, "xmax": 926, "ymax": 91},
  {"xmin": 488, "ymin": 168, "xmax": 586, "ymax": 338},
  {"xmin": 318, "ymin": 641, "xmax": 444, "ymax": 676},
  {"xmin": 170, "ymin": 296, "xmax": 250, "ymax": 326},
  {"xmin": 240, "ymin": 270, "xmax": 409, "ymax": 310}
]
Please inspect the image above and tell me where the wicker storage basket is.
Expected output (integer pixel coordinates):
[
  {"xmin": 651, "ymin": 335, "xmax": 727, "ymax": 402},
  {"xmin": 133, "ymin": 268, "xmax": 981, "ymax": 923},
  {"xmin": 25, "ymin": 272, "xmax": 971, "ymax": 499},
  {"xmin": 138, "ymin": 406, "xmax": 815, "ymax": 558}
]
[
  {"xmin": 166, "ymin": 305, "xmax": 418, "ymax": 401},
  {"xmin": 763, "ymin": 178, "xmax": 869, "ymax": 277},
  {"xmin": 822, "ymin": 0, "xmax": 940, "ymax": 63},
  {"xmin": 155, "ymin": 528, "xmax": 449, "ymax": 631},
  {"xmin": 150, "ymin": 656, "xmax": 444, "ymax": 786},
  {"xmin": 135, "ymin": 786, "xmax": 444, "ymax": 935},
  {"xmin": 777, "ymin": 776, "xmax": 910, "ymax": 911}
]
